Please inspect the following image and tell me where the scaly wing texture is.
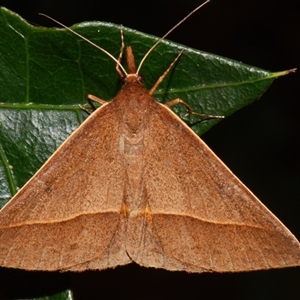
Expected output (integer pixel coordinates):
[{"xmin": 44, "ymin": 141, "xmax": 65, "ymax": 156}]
[
  {"xmin": 0, "ymin": 102, "xmax": 130, "ymax": 271},
  {"xmin": 127, "ymin": 102, "xmax": 300, "ymax": 272}
]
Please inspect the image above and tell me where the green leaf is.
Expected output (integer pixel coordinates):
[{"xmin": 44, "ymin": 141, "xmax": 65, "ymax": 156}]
[
  {"xmin": 35, "ymin": 290, "xmax": 73, "ymax": 300},
  {"xmin": 0, "ymin": 6, "xmax": 294, "ymax": 299},
  {"xmin": 0, "ymin": 5, "xmax": 293, "ymax": 210},
  {"xmin": 23, "ymin": 290, "xmax": 73, "ymax": 300}
]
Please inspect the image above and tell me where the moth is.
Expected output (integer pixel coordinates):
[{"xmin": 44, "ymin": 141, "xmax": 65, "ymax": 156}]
[{"xmin": 0, "ymin": 1, "xmax": 299, "ymax": 272}]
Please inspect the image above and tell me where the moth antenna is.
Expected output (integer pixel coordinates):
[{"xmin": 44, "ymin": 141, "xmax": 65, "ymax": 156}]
[
  {"xmin": 39, "ymin": 13, "xmax": 128, "ymax": 76},
  {"xmin": 136, "ymin": 0, "xmax": 210, "ymax": 75}
]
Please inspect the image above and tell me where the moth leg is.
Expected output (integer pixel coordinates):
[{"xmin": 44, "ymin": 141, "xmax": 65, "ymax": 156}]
[
  {"xmin": 79, "ymin": 95, "xmax": 107, "ymax": 114},
  {"xmin": 78, "ymin": 104, "xmax": 92, "ymax": 115},
  {"xmin": 165, "ymin": 98, "xmax": 224, "ymax": 120},
  {"xmin": 87, "ymin": 94, "xmax": 108, "ymax": 106},
  {"xmin": 78, "ymin": 94, "xmax": 110, "ymax": 115},
  {"xmin": 116, "ymin": 26, "xmax": 125, "ymax": 78},
  {"xmin": 149, "ymin": 50, "xmax": 183, "ymax": 95}
]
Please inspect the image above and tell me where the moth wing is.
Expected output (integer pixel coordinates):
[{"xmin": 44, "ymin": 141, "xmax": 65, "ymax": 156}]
[
  {"xmin": 0, "ymin": 102, "xmax": 130, "ymax": 271},
  {"xmin": 128, "ymin": 102, "xmax": 300, "ymax": 272}
]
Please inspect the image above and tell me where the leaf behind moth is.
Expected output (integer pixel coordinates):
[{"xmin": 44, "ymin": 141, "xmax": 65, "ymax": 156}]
[{"xmin": 0, "ymin": 7, "xmax": 291, "ymax": 214}]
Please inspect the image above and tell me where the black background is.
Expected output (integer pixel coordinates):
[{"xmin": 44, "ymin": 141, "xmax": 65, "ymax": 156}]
[{"xmin": 0, "ymin": 0, "xmax": 299, "ymax": 299}]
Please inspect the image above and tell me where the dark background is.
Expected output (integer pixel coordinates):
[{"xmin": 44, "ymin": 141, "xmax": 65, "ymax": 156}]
[{"xmin": 0, "ymin": 0, "xmax": 299, "ymax": 299}]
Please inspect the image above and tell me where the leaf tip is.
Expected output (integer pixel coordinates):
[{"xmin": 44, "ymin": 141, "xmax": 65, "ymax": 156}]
[{"xmin": 271, "ymin": 68, "xmax": 297, "ymax": 78}]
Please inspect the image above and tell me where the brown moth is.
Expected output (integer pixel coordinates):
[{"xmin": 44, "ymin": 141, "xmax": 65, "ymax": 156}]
[{"xmin": 0, "ymin": 1, "xmax": 299, "ymax": 272}]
